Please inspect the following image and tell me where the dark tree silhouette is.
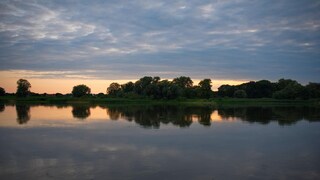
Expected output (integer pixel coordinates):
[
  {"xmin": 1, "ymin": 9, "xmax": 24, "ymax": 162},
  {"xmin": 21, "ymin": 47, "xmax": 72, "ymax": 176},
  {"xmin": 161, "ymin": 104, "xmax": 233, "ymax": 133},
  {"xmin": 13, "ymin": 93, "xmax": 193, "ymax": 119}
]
[
  {"xmin": 121, "ymin": 82, "xmax": 134, "ymax": 93},
  {"xmin": 0, "ymin": 87, "xmax": 5, "ymax": 96},
  {"xmin": 72, "ymin": 84, "xmax": 91, "ymax": 97},
  {"xmin": 234, "ymin": 89, "xmax": 247, "ymax": 98},
  {"xmin": 107, "ymin": 82, "xmax": 121, "ymax": 96},
  {"xmin": 16, "ymin": 79, "xmax": 31, "ymax": 97},
  {"xmin": 198, "ymin": 79, "xmax": 213, "ymax": 98}
]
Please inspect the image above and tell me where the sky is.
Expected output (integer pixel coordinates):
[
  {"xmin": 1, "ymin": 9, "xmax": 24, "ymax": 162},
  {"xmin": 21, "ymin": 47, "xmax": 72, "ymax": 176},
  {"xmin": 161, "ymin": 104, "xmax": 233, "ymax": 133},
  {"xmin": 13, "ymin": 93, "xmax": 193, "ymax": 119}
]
[{"xmin": 0, "ymin": 0, "xmax": 319, "ymax": 93}]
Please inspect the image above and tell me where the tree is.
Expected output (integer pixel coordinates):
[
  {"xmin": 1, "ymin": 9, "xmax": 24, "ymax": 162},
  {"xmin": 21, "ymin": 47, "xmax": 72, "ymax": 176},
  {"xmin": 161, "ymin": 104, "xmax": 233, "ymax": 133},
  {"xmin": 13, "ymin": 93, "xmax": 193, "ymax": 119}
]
[
  {"xmin": 172, "ymin": 76, "xmax": 193, "ymax": 88},
  {"xmin": 273, "ymin": 81, "xmax": 304, "ymax": 99},
  {"xmin": 234, "ymin": 89, "xmax": 247, "ymax": 98},
  {"xmin": 121, "ymin": 82, "xmax": 134, "ymax": 93},
  {"xmin": 305, "ymin": 83, "xmax": 320, "ymax": 99},
  {"xmin": 218, "ymin": 85, "xmax": 235, "ymax": 97},
  {"xmin": 16, "ymin": 79, "xmax": 31, "ymax": 97},
  {"xmin": 172, "ymin": 76, "xmax": 193, "ymax": 97},
  {"xmin": 0, "ymin": 87, "xmax": 5, "ymax": 96},
  {"xmin": 72, "ymin": 84, "xmax": 91, "ymax": 97},
  {"xmin": 134, "ymin": 76, "xmax": 153, "ymax": 95},
  {"xmin": 134, "ymin": 76, "xmax": 160, "ymax": 96},
  {"xmin": 107, "ymin": 82, "xmax": 121, "ymax": 96},
  {"xmin": 198, "ymin": 79, "xmax": 212, "ymax": 98}
]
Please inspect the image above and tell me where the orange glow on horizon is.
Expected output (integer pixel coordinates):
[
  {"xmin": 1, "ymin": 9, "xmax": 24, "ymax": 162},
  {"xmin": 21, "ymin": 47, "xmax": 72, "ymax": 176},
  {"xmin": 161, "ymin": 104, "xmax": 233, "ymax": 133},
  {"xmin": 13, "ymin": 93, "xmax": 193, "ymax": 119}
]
[{"xmin": 0, "ymin": 70, "xmax": 248, "ymax": 94}]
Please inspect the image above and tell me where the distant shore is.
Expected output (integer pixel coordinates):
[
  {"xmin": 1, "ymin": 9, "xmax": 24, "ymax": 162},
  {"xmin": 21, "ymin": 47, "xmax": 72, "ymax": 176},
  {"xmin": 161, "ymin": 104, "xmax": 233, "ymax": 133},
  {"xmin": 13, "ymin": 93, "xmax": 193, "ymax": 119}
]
[{"xmin": 0, "ymin": 96, "xmax": 319, "ymax": 107}]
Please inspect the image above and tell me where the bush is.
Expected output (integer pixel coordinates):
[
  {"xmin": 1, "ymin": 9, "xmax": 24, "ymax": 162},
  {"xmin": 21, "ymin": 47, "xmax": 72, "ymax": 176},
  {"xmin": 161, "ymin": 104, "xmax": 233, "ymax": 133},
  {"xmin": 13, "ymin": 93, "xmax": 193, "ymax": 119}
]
[
  {"xmin": 72, "ymin": 84, "xmax": 91, "ymax": 97},
  {"xmin": 0, "ymin": 87, "xmax": 5, "ymax": 96},
  {"xmin": 234, "ymin": 89, "xmax": 247, "ymax": 98}
]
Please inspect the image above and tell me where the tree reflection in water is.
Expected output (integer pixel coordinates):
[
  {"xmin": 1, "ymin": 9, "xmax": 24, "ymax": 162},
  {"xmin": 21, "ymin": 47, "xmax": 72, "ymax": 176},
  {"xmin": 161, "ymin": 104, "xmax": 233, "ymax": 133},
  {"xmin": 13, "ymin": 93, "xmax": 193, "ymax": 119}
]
[
  {"xmin": 217, "ymin": 106, "xmax": 320, "ymax": 126},
  {"xmin": 104, "ymin": 105, "xmax": 320, "ymax": 128},
  {"xmin": 103, "ymin": 106, "xmax": 213, "ymax": 128},
  {"xmin": 4, "ymin": 103, "xmax": 320, "ymax": 127},
  {"xmin": 0, "ymin": 104, "xmax": 5, "ymax": 112},
  {"xmin": 16, "ymin": 104, "xmax": 31, "ymax": 124},
  {"xmin": 72, "ymin": 106, "xmax": 91, "ymax": 120}
]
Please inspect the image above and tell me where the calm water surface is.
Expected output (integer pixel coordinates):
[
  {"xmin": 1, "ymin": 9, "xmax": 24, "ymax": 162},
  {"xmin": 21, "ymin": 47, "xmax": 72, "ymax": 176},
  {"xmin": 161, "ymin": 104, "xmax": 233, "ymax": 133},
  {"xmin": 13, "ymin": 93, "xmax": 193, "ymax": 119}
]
[{"xmin": 0, "ymin": 104, "xmax": 319, "ymax": 180}]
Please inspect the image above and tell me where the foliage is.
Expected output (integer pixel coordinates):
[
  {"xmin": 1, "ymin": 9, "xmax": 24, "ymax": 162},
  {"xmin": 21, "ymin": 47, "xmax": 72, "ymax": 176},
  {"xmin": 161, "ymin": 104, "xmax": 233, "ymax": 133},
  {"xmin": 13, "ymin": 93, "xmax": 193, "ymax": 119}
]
[
  {"xmin": 107, "ymin": 82, "xmax": 121, "ymax": 96},
  {"xmin": 72, "ymin": 84, "xmax": 91, "ymax": 97},
  {"xmin": 272, "ymin": 81, "xmax": 305, "ymax": 99},
  {"xmin": 217, "ymin": 85, "xmax": 235, "ymax": 97},
  {"xmin": 216, "ymin": 78, "xmax": 320, "ymax": 100},
  {"xmin": 234, "ymin": 89, "xmax": 247, "ymax": 98},
  {"xmin": 102, "ymin": 76, "xmax": 213, "ymax": 100},
  {"xmin": 198, "ymin": 79, "xmax": 213, "ymax": 98},
  {"xmin": 0, "ymin": 87, "xmax": 5, "ymax": 96},
  {"xmin": 305, "ymin": 83, "xmax": 320, "ymax": 99},
  {"xmin": 16, "ymin": 79, "xmax": 31, "ymax": 97}
]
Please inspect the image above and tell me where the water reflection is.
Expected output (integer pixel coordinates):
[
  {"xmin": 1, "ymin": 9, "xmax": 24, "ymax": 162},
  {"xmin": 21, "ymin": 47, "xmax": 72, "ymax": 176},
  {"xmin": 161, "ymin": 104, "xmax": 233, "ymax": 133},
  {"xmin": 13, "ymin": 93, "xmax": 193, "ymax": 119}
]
[
  {"xmin": 0, "ymin": 103, "xmax": 319, "ymax": 127},
  {"xmin": 16, "ymin": 105, "xmax": 31, "ymax": 124},
  {"xmin": 72, "ymin": 106, "xmax": 91, "ymax": 120},
  {"xmin": 103, "ymin": 105, "xmax": 320, "ymax": 128},
  {"xmin": 0, "ymin": 104, "xmax": 4, "ymax": 112},
  {"xmin": 104, "ymin": 106, "xmax": 208, "ymax": 128},
  {"xmin": 218, "ymin": 106, "xmax": 320, "ymax": 126}
]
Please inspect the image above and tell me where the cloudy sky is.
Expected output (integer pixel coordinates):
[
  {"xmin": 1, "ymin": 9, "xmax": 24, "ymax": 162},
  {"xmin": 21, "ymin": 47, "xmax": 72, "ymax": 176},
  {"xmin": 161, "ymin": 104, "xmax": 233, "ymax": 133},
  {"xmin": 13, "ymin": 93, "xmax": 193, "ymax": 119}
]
[{"xmin": 0, "ymin": 0, "xmax": 319, "ymax": 93}]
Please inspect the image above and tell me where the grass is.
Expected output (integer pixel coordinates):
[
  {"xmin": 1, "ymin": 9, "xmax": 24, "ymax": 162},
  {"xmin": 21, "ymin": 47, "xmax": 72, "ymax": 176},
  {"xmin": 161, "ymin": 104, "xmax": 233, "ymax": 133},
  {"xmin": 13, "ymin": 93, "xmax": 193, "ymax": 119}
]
[{"xmin": 0, "ymin": 95, "xmax": 319, "ymax": 107}]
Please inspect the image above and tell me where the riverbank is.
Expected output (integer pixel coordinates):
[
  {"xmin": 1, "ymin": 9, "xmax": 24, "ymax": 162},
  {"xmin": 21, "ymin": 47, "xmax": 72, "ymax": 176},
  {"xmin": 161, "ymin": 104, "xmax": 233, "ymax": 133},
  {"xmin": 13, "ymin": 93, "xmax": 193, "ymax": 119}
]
[{"xmin": 0, "ymin": 96, "xmax": 319, "ymax": 107}]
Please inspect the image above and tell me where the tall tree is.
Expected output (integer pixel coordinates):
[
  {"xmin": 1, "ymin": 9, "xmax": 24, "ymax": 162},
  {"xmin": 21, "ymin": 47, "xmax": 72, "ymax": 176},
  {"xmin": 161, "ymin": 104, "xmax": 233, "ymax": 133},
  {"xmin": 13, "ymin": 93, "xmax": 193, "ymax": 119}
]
[
  {"xmin": 218, "ymin": 84, "xmax": 235, "ymax": 97},
  {"xmin": 121, "ymin": 82, "xmax": 134, "ymax": 93},
  {"xmin": 107, "ymin": 82, "xmax": 121, "ymax": 96},
  {"xmin": 172, "ymin": 76, "xmax": 193, "ymax": 97},
  {"xmin": 198, "ymin": 79, "xmax": 212, "ymax": 98},
  {"xmin": 0, "ymin": 87, "xmax": 5, "ymax": 96},
  {"xmin": 172, "ymin": 76, "xmax": 193, "ymax": 88},
  {"xmin": 305, "ymin": 82, "xmax": 320, "ymax": 99},
  {"xmin": 16, "ymin": 79, "xmax": 31, "ymax": 97},
  {"xmin": 72, "ymin": 84, "xmax": 91, "ymax": 97}
]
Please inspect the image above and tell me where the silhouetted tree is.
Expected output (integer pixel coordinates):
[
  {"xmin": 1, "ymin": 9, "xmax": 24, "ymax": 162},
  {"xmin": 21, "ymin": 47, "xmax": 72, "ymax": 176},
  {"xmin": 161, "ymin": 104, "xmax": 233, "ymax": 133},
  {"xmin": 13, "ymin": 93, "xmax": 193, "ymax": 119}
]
[
  {"xmin": 16, "ymin": 79, "xmax": 31, "ymax": 97},
  {"xmin": 198, "ymin": 79, "xmax": 212, "ymax": 98},
  {"xmin": 121, "ymin": 82, "xmax": 134, "ymax": 93},
  {"xmin": 72, "ymin": 84, "xmax": 91, "ymax": 97},
  {"xmin": 96, "ymin": 92, "xmax": 105, "ymax": 98},
  {"xmin": 0, "ymin": 87, "xmax": 5, "ymax": 96},
  {"xmin": 134, "ymin": 76, "xmax": 154, "ymax": 95},
  {"xmin": 172, "ymin": 76, "xmax": 193, "ymax": 97},
  {"xmin": 107, "ymin": 82, "xmax": 121, "ymax": 96},
  {"xmin": 16, "ymin": 105, "xmax": 30, "ymax": 124},
  {"xmin": 218, "ymin": 84, "xmax": 235, "ymax": 97},
  {"xmin": 273, "ymin": 80, "xmax": 305, "ymax": 99},
  {"xmin": 155, "ymin": 80, "xmax": 179, "ymax": 99},
  {"xmin": 234, "ymin": 89, "xmax": 247, "ymax": 98},
  {"xmin": 305, "ymin": 82, "xmax": 320, "ymax": 99},
  {"xmin": 172, "ymin": 76, "xmax": 193, "ymax": 88},
  {"xmin": 55, "ymin": 93, "xmax": 63, "ymax": 97}
]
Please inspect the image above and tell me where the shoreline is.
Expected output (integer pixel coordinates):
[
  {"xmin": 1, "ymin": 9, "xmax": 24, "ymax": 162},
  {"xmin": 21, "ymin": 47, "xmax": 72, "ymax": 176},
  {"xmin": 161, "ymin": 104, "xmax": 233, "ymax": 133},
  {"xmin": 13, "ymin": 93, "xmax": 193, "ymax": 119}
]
[{"xmin": 0, "ymin": 96, "xmax": 319, "ymax": 107}]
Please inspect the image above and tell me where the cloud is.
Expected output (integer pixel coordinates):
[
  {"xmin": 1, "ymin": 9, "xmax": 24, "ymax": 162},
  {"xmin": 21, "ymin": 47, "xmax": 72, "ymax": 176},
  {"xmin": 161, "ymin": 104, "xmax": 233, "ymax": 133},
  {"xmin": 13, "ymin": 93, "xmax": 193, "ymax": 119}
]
[{"xmin": 0, "ymin": 0, "xmax": 319, "ymax": 83}]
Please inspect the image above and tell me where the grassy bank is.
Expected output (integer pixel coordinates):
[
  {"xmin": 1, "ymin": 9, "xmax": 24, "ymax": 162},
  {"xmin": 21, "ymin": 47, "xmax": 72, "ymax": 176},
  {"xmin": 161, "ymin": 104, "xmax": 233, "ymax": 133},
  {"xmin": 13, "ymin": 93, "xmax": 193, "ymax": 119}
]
[{"xmin": 0, "ymin": 96, "xmax": 319, "ymax": 107}]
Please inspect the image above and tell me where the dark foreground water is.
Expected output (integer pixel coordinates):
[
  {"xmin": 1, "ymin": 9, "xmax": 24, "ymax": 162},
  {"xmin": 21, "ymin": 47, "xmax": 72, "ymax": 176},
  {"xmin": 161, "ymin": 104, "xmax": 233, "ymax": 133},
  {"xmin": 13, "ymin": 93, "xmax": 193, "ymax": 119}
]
[{"xmin": 0, "ymin": 104, "xmax": 319, "ymax": 180}]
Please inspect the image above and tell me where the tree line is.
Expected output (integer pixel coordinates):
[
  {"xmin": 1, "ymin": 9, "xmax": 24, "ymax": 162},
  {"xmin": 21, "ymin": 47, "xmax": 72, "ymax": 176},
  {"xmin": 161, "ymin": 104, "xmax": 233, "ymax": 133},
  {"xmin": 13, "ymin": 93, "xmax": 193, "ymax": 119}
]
[{"xmin": 0, "ymin": 77, "xmax": 319, "ymax": 100}]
